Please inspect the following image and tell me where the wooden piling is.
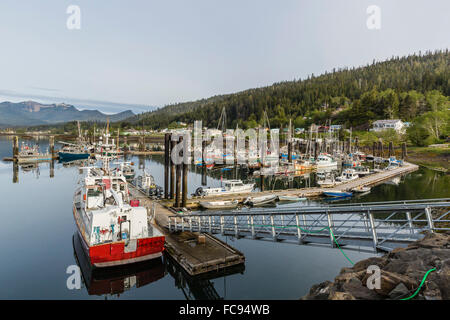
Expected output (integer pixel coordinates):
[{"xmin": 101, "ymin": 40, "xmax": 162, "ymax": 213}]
[
  {"xmin": 201, "ymin": 140, "xmax": 207, "ymax": 186},
  {"xmin": 372, "ymin": 141, "xmax": 376, "ymax": 157},
  {"xmin": 50, "ymin": 160, "xmax": 54, "ymax": 178},
  {"xmin": 164, "ymin": 133, "xmax": 170, "ymax": 199},
  {"xmin": 288, "ymin": 141, "xmax": 292, "ymax": 162},
  {"xmin": 182, "ymin": 161, "xmax": 188, "ymax": 208},
  {"xmin": 13, "ymin": 162, "xmax": 18, "ymax": 183},
  {"xmin": 13, "ymin": 136, "xmax": 19, "ymax": 160},
  {"xmin": 174, "ymin": 136, "xmax": 183, "ymax": 208},
  {"xmin": 170, "ymin": 138, "xmax": 175, "ymax": 199},
  {"xmin": 49, "ymin": 136, "xmax": 55, "ymax": 158},
  {"xmin": 389, "ymin": 141, "xmax": 393, "ymax": 158}
]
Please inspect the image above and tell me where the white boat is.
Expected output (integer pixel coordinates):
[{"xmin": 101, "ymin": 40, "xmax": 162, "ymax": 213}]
[
  {"xmin": 277, "ymin": 196, "xmax": 307, "ymax": 202},
  {"xmin": 133, "ymin": 170, "xmax": 163, "ymax": 198},
  {"xmin": 244, "ymin": 194, "xmax": 278, "ymax": 207},
  {"xmin": 317, "ymin": 179, "xmax": 340, "ymax": 188},
  {"xmin": 73, "ymin": 156, "xmax": 164, "ymax": 267},
  {"xmin": 315, "ymin": 154, "xmax": 338, "ymax": 168},
  {"xmin": 17, "ymin": 143, "xmax": 52, "ymax": 163},
  {"xmin": 194, "ymin": 180, "xmax": 254, "ymax": 196},
  {"xmin": 352, "ymin": 186, "xmax": 371, "ymax": 193},
  {"xmin": 354, "ymin": 166, "xmax": 372, "ymax": 176},
  {"xmin": 336, "ymin": 169, "xmax": 359, "ymax": 182},
  {"xmin": 199, "ymin": 200, "xmax": 239, "ymax": 210}
]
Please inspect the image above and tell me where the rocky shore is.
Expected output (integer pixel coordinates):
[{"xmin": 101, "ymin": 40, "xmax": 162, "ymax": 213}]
[{"xmin": 302, "ymin": 233, "xmax": 450, "ymax": 300}]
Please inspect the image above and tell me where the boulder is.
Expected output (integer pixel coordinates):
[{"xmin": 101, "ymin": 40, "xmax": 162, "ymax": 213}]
[
  {"xmin": 301, "ymin": 233, "xmax": 450, "ymax": 300},
  {"xmin": 388, "ymin": 283, "xmax": 409, "ymax": 299}
]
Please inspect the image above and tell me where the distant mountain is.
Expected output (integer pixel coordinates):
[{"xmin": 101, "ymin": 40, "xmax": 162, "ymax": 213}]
[{"xmin": 0, "ymin": 101, "xmax": 135, "ymax": 127}]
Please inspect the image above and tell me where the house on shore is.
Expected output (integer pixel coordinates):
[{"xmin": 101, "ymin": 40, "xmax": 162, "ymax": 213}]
[{"xmin": 371, "ymin": 119, "xmax": 406, "ymax": 134}]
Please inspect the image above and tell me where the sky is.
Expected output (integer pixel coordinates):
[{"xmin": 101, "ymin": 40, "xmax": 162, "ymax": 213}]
[{"xmin": 0, "ymin": 0, "xmax": 448, "ymax": 114}]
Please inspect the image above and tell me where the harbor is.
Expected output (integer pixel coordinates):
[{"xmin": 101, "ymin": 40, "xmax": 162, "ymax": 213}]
[{"xmin": 0, "ymin": 134, "xmax": 448, "ymax": 299}]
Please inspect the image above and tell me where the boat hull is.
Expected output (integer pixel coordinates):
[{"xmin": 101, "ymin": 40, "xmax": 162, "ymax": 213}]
[
  {"xmin": 323, "ymin": 191, "xmax": 352, "ymax": 197},
  {"xmin": 59, "ymin": 152, "xmax": 90, "ymax": 162},
  {"xmin": 199, "ymin": 201, "xmax": 239, "ymax": 210},
  {"xmin": 73, "ymin": 205, "xmax": 164, "ymax": 267}
]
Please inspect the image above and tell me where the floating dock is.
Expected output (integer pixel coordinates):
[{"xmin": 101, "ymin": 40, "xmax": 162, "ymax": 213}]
[
  {"xmin": 128, "ymin": 184, "xmax": 245, "ymax": 276},
  {"xmin": 182, "ymin": 161, "xmax": 419, "ymax": 208}
]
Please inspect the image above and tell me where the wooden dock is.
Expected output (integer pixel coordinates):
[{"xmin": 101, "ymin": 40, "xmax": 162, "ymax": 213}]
[
  {"xmin": 183, "ymin": 161, "xmax": 419, "ymax": 207},
  {"xmin": 128, "ymin": 184, "xmax": 245, "ymax": 276}
]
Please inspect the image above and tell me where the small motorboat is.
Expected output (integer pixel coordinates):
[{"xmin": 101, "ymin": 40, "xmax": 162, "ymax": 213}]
[
  {"xmin": 323, "ymin": 190, "xmax": 353, "ymax": 197},
  {"xmin": 351, "ymin": 186, "xmax": 371, "ymax": 193},
  {"xmin": 244, "ymin": 194, "xmax": 278, "ymax": 207},
  {"xmin": 277, "ymin": 195, "xmax": 307, "ymax": 202},
  {"xmin": 199, "ymin": 200, "xmax": 239, "ymax": 210},
  {"xmin": 194, "ymin": 180, "xmax": 254, "ymax": 197},
  {"xmin": 336, "ymin": 169, "xmax": 359, "ymax": 182}
]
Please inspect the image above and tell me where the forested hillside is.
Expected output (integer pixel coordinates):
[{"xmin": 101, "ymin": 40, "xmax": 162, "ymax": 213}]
[{"xmin": 128, "ymin": 50, "xmax": 449, "ymax": 130}]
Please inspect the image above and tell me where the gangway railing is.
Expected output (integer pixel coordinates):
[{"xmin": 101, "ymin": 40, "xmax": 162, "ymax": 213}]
[{"xmin": 167, "ymin": 199, "xmax": 450, "ymax": 252}]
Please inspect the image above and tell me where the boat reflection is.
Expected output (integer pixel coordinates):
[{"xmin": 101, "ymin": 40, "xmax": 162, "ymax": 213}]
[
  {"xmin": 165, "ymin": 254, "xmax": 245, "ymax": 300},
  {"xmin": 73, "ymin": 231, "xmax": 245, "ymax": 299},
  {"xmin": 72, "ymin": 232, "xmax": 166, "ymax": 297}
]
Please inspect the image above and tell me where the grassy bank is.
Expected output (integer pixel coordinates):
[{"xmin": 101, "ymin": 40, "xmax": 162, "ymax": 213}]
[{"xmin": 406, "ymin": 146, "xmax": 449, "ymax": 172}]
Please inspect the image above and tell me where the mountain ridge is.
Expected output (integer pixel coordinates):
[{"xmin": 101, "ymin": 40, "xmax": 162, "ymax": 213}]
[{"xmin": 0, "ymin": 100, "xmax": 135, "ymax": 127}]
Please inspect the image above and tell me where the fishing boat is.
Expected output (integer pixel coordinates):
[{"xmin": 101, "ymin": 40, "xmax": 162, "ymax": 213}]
[
  {"xmin": 73, "ymin": 143, "xmax": 164, "ymax": 268},
  {"xmin": 133, "ymin": 170, "xmax": 163, "ymax": 199},
  {"xmin": 277, "ymin": 195, "xmax": 307, "ymax": 202},
  {"xmin": 351, "ymin": 186, "xmax": 371, "ymax": 193},
  {"xmin": 335, "ymin": 168, "xmax": 359, "ymax": 182},
  {"xmin": 244, "ymin": 194, "xmax": 278, "ymax": 207},
  {"xmin": 58, "ymin": 143, "xmax": 90, "ymax": 162},
  {"xmin": 199, "ymin": 200, "xmax": 239, "ymax": 210},
  {"xmin": 315, "ymin": 154, "xmax": 338, "ymax": 168},
  {"xmin": 194, "ymin": 180, "xmax": 254, "ymax": 197},
  {"xmin": 323, "ymin": 190, "xmax": 353, "ymax": 197},
  {"xmin": 73, "ymin": 232, "xmax": 165, "ymax": 296},
  {"xmin": 354, "ymin": 166, "xmax": 372, "ymax": 176},
  {"xmin": 16, "ymin": 143, "xmax": 52, "ymax": 163},
  {"xmin": 317, "ymin": 178, "xmax": 340, "ymax": 188},
  {"xmin": 116, "ymin": 162, "xmax": 135, "ymax": 181}
]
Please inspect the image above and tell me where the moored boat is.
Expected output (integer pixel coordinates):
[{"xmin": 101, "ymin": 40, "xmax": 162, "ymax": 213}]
[
  {"xmin": 323, "ymin": 190, "xmax": 353, "ymax": 197},
  {"xmin": 315, "ymin": 153, "xmax": 338, "ymax": 168},
  {"xmin": 351, "ymin": 186, "xmax": 371, "ymax": 193},
  {"xmin": 199, "ymin": 200, "xmax": 239, "ymax": 210},
  {"xmin": 336, "ymin": 168, "xmax": 359, "ymax": 182},
  {"xmin": 58, "ymin": 143, "xmax": 90, "ymax": 162},
  {"xmin": 194, "ymin": 180, "xmax": 254, "ymax": 197},
  {"xmin": 244, "ymin": 194, "xmax": 278, "ymax": 207},
  {"xmin": 277, "ymin": 195, "xmax": 307, "ymax": 202},
  {"xmin": 73, "ymin": 140, "xmax": 164, "ymax": 268}
]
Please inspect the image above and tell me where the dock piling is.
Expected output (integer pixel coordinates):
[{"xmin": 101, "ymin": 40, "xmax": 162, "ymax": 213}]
[
  {"xmin": 13, "ymin": 136, "xmax": 19, "ymax": 160},
  {"xmin": 182, "ymin": 160, "xmax": 188, "ymax": 208},
  {"xmin": 170, "ymin": 138, "xmax": 175, "ymax": 199},
  {"xmin": 164, "ymin": 133, "xmax": 170, "ymax": 199},
  {"xmin": 174, "ymin": 137, "xmax": 182, "ymax": 208}
]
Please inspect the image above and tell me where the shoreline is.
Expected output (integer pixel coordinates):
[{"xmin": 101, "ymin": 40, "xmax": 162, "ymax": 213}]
[{"xmin": 301, "ymin": 233, "xmax": 450, "ymax": 300}]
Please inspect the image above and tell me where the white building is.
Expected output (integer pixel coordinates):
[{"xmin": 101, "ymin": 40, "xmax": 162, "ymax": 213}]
[{"xmin": 372, "ymin": 120, "xmax": 406, "ymax": 133}]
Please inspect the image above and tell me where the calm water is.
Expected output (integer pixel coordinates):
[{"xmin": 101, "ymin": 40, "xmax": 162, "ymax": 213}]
[{"xmin": 0, "ymin": 136, "xmax": 448, "ymax": 299}]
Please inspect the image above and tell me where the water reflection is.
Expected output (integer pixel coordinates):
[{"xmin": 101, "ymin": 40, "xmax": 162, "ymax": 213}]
[
  {"xmin": 73, "ymin": 232, "xmax": 166, "ymax": 297},
  {"xmin": 165, "ymin": 255, "xmax": 245, "ymax": 300},
  {"xmin": 73, "ymin": 231, "xmax": 244, "ymax": 299}
]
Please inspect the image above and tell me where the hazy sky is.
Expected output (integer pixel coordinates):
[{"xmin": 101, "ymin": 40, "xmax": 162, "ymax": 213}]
[{"xmin": 0, "ymin": 0, "xmax": 448, "ymax": 113}]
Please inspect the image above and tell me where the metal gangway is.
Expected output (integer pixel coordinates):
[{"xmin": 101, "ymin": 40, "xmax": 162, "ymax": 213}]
[{"xmin": 167, "ymin": 198, "xmax": 450, "ymax": 252}]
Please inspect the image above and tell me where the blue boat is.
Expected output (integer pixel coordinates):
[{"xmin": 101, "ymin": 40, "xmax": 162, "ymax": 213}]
[
  {"xmin": 59, "ymin": 151, "xmax": 90, "ymax": 162},
  {"xmin": 58, "ymin": 144, "xmax": 90, "ymax": 162},
  {"xmin": 323, "ymin": 191, "xmax": 353, "ymax": 197}
]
